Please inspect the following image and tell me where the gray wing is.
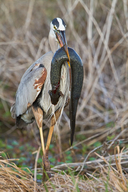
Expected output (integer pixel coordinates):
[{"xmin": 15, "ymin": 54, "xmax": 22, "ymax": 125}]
[
  {"xmin": 10, "ymin": 51, "xmax": 54, "ymax": 119},
  {"xmin": 15, "ymin": 63, "xmax": 47, "ymax": 117}
]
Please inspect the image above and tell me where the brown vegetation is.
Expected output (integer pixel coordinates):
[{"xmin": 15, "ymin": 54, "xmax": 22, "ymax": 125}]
[{"xmin": 0, "ymin": 147, "xmax": 128, "ymax": 191}]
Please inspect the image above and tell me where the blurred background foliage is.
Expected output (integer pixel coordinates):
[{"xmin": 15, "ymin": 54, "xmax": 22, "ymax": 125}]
[{"xmin": 0, "ymin": 0, "xmax": 128, "ymax": 171}]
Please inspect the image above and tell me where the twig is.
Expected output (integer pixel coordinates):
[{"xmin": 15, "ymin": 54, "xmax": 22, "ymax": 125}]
[
  {"xmin": 24, "ymin": 0, "xmax": 35, "ymax": 32},
  {"xmin": 34, "ymin": 146, "xmax": 41, "ymax": 192},
  {"xmin": 52, "ymin": 151, "xmax": 128, "ymax": 171}
]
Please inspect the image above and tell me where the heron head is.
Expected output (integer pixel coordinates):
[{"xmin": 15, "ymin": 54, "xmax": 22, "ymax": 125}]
[{"xmin": 50, "ymin": 18, "xmax": 70, "ymax": 66}]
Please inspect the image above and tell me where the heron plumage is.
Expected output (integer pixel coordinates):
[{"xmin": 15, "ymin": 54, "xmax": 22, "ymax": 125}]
[{"xmin": 11, "ymin": 50, "xmax": 70, "ymax": 126}]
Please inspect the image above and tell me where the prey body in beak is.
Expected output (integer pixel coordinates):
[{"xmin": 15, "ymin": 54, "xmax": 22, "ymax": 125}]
[{"xmin": 49, "ymin": 47, "xmax": 83, "ymax": 145}]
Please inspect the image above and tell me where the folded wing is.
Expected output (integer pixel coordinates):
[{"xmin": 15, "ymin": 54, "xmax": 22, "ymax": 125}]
[{"xmin": 15, "ymin": 63, "xmax": 47, "ymax": 117}]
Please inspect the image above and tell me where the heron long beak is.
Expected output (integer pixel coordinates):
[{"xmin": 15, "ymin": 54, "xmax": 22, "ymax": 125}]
[{"xmin": 56, "ymin": 31, "xmax": 70, "ymax": 67}]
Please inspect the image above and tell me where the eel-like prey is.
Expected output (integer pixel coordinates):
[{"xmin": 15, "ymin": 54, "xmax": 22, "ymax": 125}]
[{"xmin": 49, "ymin": 47, "xmax": 83, "ymax": 145}]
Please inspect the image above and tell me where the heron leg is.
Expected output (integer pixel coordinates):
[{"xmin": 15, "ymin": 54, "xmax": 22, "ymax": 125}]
[
  {"xmin": 43, "ymin": 109, "xmax": 61, "ymax": 168},
  {"xmin": 43, "ymin": 125, "xmax": 54, "ymax": 172},
  {"xmin": 32, "ymin": 106, "xmax": 50, "ymax": 180},
  {"xmin": 32, "ymin": 107, "xmax": 45, "ymax": 162},
  {"xmin": 45, "ymin": 109, "xmax": 61, "ymax": 151}
]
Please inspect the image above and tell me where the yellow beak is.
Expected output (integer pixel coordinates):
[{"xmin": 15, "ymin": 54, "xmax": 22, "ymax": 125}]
[{"xmin": 56, "ymin": 31, "xmax": 70, "ymax": 67}]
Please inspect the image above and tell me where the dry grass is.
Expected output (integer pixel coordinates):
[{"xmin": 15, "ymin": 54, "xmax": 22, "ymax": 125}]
[
  {"xmin": 1, "ymin": 0, "xmax": 128, "ymax": 191},
  {"xmin": 1, "ymin": 0, "xmax": 128, "ymax": 140},
  {"xmin": 0, "ymin": 147, "xmax": 128, "ymax": 192}
]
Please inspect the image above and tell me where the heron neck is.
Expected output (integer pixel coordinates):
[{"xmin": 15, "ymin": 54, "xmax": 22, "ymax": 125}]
[{"xmin": 48, "ymin": 30, "xmax": 58, "ymax": 53}]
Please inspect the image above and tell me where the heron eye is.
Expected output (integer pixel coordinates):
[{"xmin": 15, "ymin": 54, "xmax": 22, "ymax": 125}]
[{"xmin": 54, "ymin": 26, "xmax": 57, "ymax": 30}]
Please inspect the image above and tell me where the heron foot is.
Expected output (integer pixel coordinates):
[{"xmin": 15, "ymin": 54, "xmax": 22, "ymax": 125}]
[
  {"xmin": 43, "ymin": 150, "xmax": 51, "ymax": 170},
  {"xmin": 43, "ymin": 150, "xmax": 52, "ymax": 180}
]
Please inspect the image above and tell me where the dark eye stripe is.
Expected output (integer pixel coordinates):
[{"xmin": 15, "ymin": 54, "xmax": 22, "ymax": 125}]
[{"xmin": 52, "ymin": 18, "xmax": 59, "ymax": 28}]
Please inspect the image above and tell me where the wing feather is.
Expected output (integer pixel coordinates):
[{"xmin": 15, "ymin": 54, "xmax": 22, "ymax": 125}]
[{"xmin": 15, "ymin": 64, "xmax": 47, "ymax": 116}]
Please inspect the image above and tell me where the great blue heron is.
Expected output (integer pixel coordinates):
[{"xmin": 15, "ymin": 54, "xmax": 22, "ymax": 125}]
[{"xmin": 11, "ymin": 17, "xmax": 83, "ymax": 176}]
